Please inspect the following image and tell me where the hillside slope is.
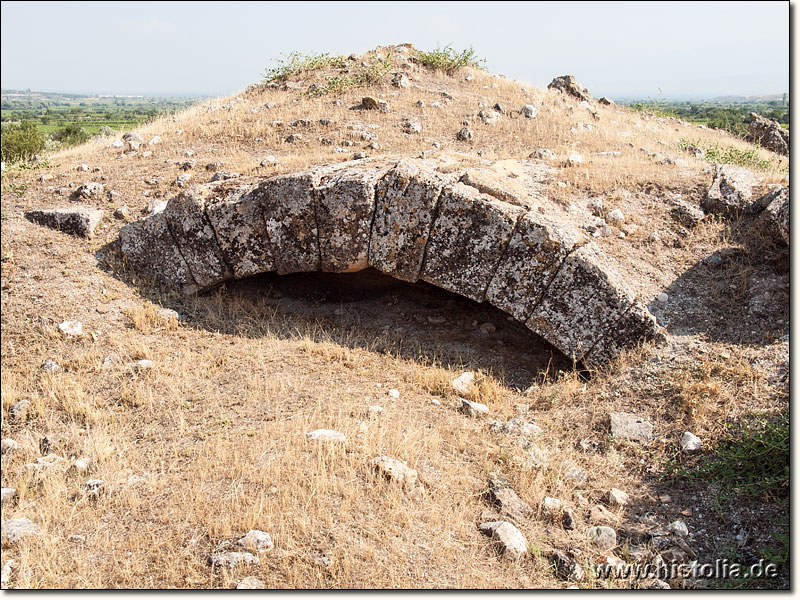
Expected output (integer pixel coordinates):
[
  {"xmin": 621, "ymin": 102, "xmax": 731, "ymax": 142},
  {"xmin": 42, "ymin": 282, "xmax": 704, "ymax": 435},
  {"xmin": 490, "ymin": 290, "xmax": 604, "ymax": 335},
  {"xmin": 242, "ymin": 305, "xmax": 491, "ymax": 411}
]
[{"xmin": 0, "ymin": 45, "xmax": 789, "ymax": 589}]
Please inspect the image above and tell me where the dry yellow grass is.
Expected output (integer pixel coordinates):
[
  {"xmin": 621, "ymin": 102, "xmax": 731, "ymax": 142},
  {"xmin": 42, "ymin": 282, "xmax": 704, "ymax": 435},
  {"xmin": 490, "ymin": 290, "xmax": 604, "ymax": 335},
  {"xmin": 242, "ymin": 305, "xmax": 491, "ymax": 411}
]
[{"xmin": 0, "ymin": 44, "xmax": 789, "ymax": 589}]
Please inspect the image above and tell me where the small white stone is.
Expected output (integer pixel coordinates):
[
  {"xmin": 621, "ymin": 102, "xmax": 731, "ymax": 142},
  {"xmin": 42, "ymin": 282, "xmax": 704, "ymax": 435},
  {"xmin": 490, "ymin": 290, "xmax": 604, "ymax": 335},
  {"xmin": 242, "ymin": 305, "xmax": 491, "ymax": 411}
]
[
  {"xmin": 587, "ymin": 525, "xmax": 617, "ymax": 550},
  {"xmin": 657, "ymin": 292, "xmax": 669, "ymax": 303},
  {"xmin": 306, "ymin": 429, "xmax": 345, "ymax": 443},
  {"xmin": 680, "ymin": 431, "xmax": 702, "ymax": 453},
  {"xmin": 605, "ymin": 209, "xmax": 625, "ymax": 227},
  {"xmin": 452, "ymin": 371, "xmax": 476, "ymax": 396},
  {"xmin": 1, "ymin": 488, "xmax": 17, "ymax": 505},
  {"xmin": 236, "ymin": 529, "xmax": 274, "ymax": 553},
  {"xmin": 58, "ymin": 320, "xmax": 83, "ymax": 337},
  {"xmin": 567, "ymin": 153, "xmax": 584, "ymax": 166},
  {"xmin": 461, "ymin": 398, "xmax": 489, "ymax": 417},
  {"xmin": 1, "ymin": 438, "xmax": 21, "ymax": 455},
  {"xmin": 41, "ymin": 359, "xmax": 61, "ymax": 373},
  {"xmin": 668, "ymin": 519, "xmax": 689, "ymax": 537},
  {"xmin": 541, "ymin": 497, "xmax": 563, "ymax": 516},
  {"xmin": 388, "ymin": 389, "xmax": 400, "ymax": 399},
  {"xmin": 607, "ymin": 488, "xmax": 630, "ymax": 508},
  {"xmin": 236, "ymin": 576, "xmax": 264, "ymax": 589}
]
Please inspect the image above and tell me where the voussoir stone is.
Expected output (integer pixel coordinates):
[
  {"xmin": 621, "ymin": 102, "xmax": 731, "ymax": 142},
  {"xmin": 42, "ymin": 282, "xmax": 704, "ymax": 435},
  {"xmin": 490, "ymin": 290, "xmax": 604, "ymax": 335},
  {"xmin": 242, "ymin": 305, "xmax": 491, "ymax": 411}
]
[
  {"xmin": 486, "ymin": 210, "xmax": 585, "ymax": 322},
  {"xmin": 204, "ymin": 183, "xmax": 275, "ymax": 278},
  {"xmin": 25, "ymin": 207, "xmax": 103, "ymax": 238},
  {"xmin": 162, "ymin": 186, "xmax": 233, "ymax": 287},
  {"xmin": 369, "ymin": 159, "xmax": 451, "ymax": 282},
  {"xmin": 526, "ymin": 243, "xmax": 639, "ymax": 362},
  {"xmin": 119, "ymin": 212, "xmax": 199, "ymax": 295},
  {"xmin": 421, "ymin": 182, "xmax": 523, "ymax": 302},
  {"xmin": 317, "ymin": 162, "xmax": 390, "ymax": 272}
]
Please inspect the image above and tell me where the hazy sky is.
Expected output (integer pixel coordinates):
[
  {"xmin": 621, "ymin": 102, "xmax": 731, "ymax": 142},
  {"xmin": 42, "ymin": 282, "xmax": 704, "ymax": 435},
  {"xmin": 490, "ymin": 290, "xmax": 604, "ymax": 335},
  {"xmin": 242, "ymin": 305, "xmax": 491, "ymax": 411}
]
[{"xmin": 0, "ymin": 1, "xmax": 790, "ymax": 99}]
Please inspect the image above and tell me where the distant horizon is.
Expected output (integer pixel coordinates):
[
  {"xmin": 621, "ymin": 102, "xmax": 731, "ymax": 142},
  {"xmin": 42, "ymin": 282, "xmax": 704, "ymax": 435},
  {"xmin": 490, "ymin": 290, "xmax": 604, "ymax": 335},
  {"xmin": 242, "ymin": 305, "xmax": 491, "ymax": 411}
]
[
  {"xmin": 1, "ymin": 86, "xmax": 790, "ymax": 104},
  {"xmin": 1, "ymin": 1, "xmax": 788, "ymax": 99}
]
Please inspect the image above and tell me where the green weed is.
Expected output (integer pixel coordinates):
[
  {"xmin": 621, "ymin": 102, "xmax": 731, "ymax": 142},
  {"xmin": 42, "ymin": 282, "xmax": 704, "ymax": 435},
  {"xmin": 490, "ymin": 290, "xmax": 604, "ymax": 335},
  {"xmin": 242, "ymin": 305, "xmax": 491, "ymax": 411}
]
[
  {"xmin": 679, "ymin": 138, "xmax": 780, "ymax": 172},
  {"xmin": 415, "ymin": 44, "xmax": 485, "ymax": 74},
  {"xmin": 263, "ymin": 51, "xmax": 347, "ymax": 83}
]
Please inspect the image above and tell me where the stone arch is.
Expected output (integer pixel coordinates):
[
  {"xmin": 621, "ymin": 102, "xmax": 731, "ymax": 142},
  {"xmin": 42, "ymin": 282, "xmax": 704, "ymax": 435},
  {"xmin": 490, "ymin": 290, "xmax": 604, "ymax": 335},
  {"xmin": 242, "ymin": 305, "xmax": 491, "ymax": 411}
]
[{"xmin": 118, "ymin": 157, "xmax": 662, "ymax": 367}]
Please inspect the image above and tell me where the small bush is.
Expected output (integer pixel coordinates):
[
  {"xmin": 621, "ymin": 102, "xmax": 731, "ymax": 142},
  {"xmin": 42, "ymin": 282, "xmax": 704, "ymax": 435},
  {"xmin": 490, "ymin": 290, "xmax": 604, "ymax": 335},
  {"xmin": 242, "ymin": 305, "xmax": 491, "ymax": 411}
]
[
  {"xmin": 1, "ymin": 120, "xmax": 46, "ymax": 163},
  {"xmin": 50, "ymin": 124, "xmax": 90, "ymax": 147},
  {"xmin": 263, "ymin": 51, "xmax": 347, "ymax": 82},
  {"xmin": 415, "ymin": 44, "xmax": 485, "ymax": 73},
  {"xmin": 308, "ymin": 52, "xmax": 393, "ymax": 96},
  {"xmin": 678, "ymin": 138, "xmax": 777, "ymax": 172}
]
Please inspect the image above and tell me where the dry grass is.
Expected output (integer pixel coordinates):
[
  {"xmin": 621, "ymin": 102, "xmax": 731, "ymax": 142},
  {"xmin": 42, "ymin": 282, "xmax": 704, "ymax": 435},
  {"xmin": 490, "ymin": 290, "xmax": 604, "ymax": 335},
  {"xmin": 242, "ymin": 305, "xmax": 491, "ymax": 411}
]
[{"xmin": 1, "ymin": 44, "xmax": 789, "ymax": 589}]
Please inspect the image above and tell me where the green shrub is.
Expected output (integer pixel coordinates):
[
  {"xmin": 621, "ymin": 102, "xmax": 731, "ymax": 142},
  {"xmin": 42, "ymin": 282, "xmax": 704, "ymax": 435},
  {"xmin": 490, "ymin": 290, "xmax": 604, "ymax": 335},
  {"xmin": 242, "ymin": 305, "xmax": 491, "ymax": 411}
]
[
  {"xmin": 263, "ymin": 51, "xmax": 347, "ymax": 82},
  {"xmin": 308, "ymin": 52, "xmax": 394, "ymax": 96},
  {"xmin": 1, "ymin": 120, "xmax": 46, "ymax": 163},
  {"xmin": 50, "ymin": 123, "xmax": 90, "ymax": 147},
  {"xmin": 415, "ymin": 44, "xmax": 485, "ymax": 73},
  {"xmin": 678, "ymin": 138, "xmax": 778, "ymax": 172}
]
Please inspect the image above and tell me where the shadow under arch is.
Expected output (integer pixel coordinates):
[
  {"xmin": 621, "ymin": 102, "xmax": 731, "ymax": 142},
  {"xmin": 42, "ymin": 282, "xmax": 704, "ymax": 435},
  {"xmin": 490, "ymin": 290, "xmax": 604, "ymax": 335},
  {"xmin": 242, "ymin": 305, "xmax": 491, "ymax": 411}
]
[{"xmin": 165, "ymin": 267, "xmax": 575, "ymax": 391}]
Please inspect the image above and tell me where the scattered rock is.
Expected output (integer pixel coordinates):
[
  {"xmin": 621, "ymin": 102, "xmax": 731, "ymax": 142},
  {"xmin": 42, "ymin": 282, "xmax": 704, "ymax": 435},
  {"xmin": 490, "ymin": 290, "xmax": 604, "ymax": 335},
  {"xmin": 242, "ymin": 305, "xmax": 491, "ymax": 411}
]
[
  {"xmin": 670, "ymin": 198, "xmax": 705, "ymax": 228},
  {"xmin": 70, "ymin": 457, "xmax": 91, "ymax": 473},
  {"xmin": 531, "ymin": 148, "xmax": 555, "ymax": 159},
  {"xmin": 8, "ymin": 400, "xmax": 31, "ymax": 421},
  {"xmin": 148, "ymin": 135, "xmax": 163, "ymax": 146},
  {"xmin": 392, "ymin": 73, "xmax": 410, "ymax": 88},
  {"xmin": 74, "ymin": 182, "xmax": 105, "ymax": 199},
  {"xmin": 488, "ymin": 474, "xmax": 533, "ymax": 522},
  {"xmin": 113, "ymin": 206, "xmax": 131, "ymax": 221},
  {"xmin": 548, "ymin": 75, "xmax": 592, "ymax": 102},
  {"xmin": 680, "ymin": 431, "xmax": 702, "ymax": 453},
  {"xmin": 489, "ymin": 418, "xmax": 542, "ymax": 439},
  {"xmin": 306, "ymin": 429, "xmax": 345, "ymax": 443},
  {"xmin": 1, "ymin": 488, "xmax": 16, "ymax": 505},
  {"xmin": 180, "ymin": 159, "xmax": 197, "ymax": 171},
  {"xmin": 609, "ymin": 412, "xmax": 654, "ymax": 442},
  {"xmin": 456, "ymin": 126, "xmax": 474, "ymax": 141},
  {"xmin": 552, "ymin": 551, "xmax": 585, "ymax": 581},
  {"xmin": 562, "ymin": 508, "xmax": 578, "ymax": 530},
  {"xmin": 460, "ymin": 398, "xmax": 489, "ymax": 417},
  {"xmin": 478, "ymin": 521, "xmax": 528, "ymax": 559},
  {"xmin": 236, "ymin": 576, "xmax": 264, "ymax": 589},
  {"xmin": 566, "ymin": 153, "xmax": 584, "ymax": 166},
  {"xmin": 605, "ymin": 209, "xmax": 624, "ymax": 227},
  {"xmin": 519, "ymin": 104, "xmax": 539, "ymax": 118},
  {"xmin": 176, "ymin": 173, "xmax": 192, "ymax": 188},
  {"xmin": 541, "ymin": 497, "xmax": 563, "ymax": 519},
  {"xmin": 607, "ymin": 488, "xmax": 629, "ymax": 508},
  {"xmin": 668, "ymin": 520, "xmax": 689, "ymax": 537},
  {"xmin": 130, "ymin": 359, "xmax": 153, "ymax": 373},
  {"xmin": 478, "ymin": 109, "xmax": 501, "ymax": 125},
  {"xmin": 236, "ymin": 530, "xmax": 274, "ymax": 553},
  {"xmin": 590, "ymin": 504, "xmax": 616, "ymax": 525},
  {"xmin": 587, "ymin": 525, "xmax": 617, "ymax": 550},
  {"xmin": 208, "ymin": 552, "xmax": 259, "ymax": 569},
  {"xmin": 756, "ymin": 186, "xmax": 789, "ymax": 245},
  {"xmin": 1, "ymin": 518, "xmax": 40, "ymax": 547},
  {"xmin": 452, "ymin": 371, "xmax": 476, "ymax": 396},
  {"xmin": 403, "ymin": 120, "xmax": 422, "ymax": 134},
  {"xmin": 748, "ymin": 112, "xmax": 788, "ymax": 156},
  {"xmin": 211, "ymin": 171, "xmax": 240, "ymax": 182},
  {"xmin": 122, "ymin": 132, "xmax": 143, "ymax": 151},
  {"xmin": 359, "ymin": 97, "xmax": 389, "ymax": 111},
  {"xmin": 84, "ymin": 479, "xmax": 105, "ymax": 497},
  {"xmin": 598, "ymin": 97, "xmax": 615, "ymax": 106},
  {"xmin": 41, "ymin": 359, "xmax": 61, "ymax": 374},
  {"xmin": 370, "ymin": 455, "xmax": 418, "ymax": 491},
  {"xmin": 1, "ymin": 439, "xmax": 20, "ymax": 456},
  {"xmin": 25, "ymin": 207, "xmax": 104, "ymax": 238},
  {"xmin": 157, "ymin": 308, "xmax": 180, "ymax": 321},
  {"xmin": 702, "ymin": 164, "xmax": 760, "ymax": 217},
  {"xmin": 657, "ymin": 292, "xmax": 668, "ymax": 303}
]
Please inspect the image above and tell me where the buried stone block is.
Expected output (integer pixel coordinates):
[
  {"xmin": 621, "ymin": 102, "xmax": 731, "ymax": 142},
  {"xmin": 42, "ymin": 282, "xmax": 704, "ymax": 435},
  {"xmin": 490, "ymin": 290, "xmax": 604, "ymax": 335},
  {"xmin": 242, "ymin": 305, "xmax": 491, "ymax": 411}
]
[
  {"xmin": 420, "ymin": 182, "xmax": 523, "ymax": 302},
  {"xmin": 486, "ymin": 211, "xmax": 585, "ymax": 322},
  {"xmin": 163, "ymin": 187, "xmax": 233, "ymax": 287},
  {"xmin": 316, "ymin": 164, "xmax": 389, "ymax": 272},
  {"xmin": 526, "ymin": 244, "xmax": 636, "ymax": 362},
  {"xmin": 369, "ymin": 160, "xmax": 450, "ymax": 282},
  {"xmin": 119, "ymin": 212, "xmax": 198, "ymax": 295}
]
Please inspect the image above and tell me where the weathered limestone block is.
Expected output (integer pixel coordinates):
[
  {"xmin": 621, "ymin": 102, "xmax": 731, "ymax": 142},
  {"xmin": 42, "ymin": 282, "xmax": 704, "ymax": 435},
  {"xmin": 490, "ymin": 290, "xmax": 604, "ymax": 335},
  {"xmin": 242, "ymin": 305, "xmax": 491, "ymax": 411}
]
[
  {"xmin": 756, "ymin": 186, "xmax": 789, "ymax": 245},
  {"xmin": 421, "ymin": 182, "xmax": 523, "ymax": 302},
  {"xmin": 119, "ymin": 212, "xmax": 198, "ymax": 295},
  {"xmin": 460, "ymin": 168, "xmax": 534, "ymax": 209},
  {"xmin": 582, "ymin": 301, "xmax": 662, "ymax": 367},
  {"xmin": 526, "ymin": 244, "xmax": 636, "ymax": 362},
  {"xmin": 25, "ymin": 207, "xmax": 103, "ymax": 238},
  {"xmin": 369, "ymin": 160, "xmax": 450, "ymax": 282},
  {"xmin": 204, "ymin": 184, "xmax": 275, "ymax": 278},
  {"xmin": 486, "ymin": 211, "xmax": 585, "ymax": 321},
  {"xmin": 316, "ymin": 164, "xmax": 388, "ymax": 272},
  {"xmin": 260, "ymin": 164, "xmax": 347, "ymax": 274},
  {"xmin": 702, "ymin": 164, "xmax": 760, "ymax": 217},
  {"xmin": 163, "ymin": 187, "xmax": 233, "ymax": 287}
]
